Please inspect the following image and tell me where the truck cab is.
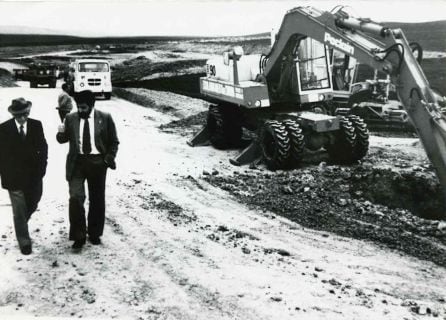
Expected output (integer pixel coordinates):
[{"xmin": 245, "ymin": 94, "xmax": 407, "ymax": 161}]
[
  {"xmin": 25, "ymin": 63, "xmax": 58, "ymax": 88},
  {"xmin": 68, "ymin": 59, "xmax": 112, "ymax": 99}
]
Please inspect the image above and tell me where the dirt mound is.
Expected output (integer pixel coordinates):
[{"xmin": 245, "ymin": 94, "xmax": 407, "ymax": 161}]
[
  {"xmin": 0, "ymin": 68, "xmax": 17, "ymax": 87},
  {"xmin": 202, "ymin": 163, "xmax": 446, "ymax": 267},
  {"xmin": 112, "ymin": 58, "xmax": 206, "ymax": 83},
  {"xmin": 159, "ymin": 112, "xmax": 207, "ymax": 136}
]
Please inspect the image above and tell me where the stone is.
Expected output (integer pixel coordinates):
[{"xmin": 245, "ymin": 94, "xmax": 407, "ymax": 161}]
[
  {"xmin": 282, "ymin": 186, "xmax": 293, "ymax": 194},
  {"xmin": 438, "ymin": 221, "xmax": 446, "ymax": 231},
  {"xmin": 242, "ymin": 247, "xmax": 251, "ymax": 254}
]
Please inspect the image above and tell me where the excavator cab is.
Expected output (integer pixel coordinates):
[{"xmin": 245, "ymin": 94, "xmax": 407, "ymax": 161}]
[
  {"xmin": 296, "ymin": 38, "xmax": 332, "ymax": 92},
  {"xmin": 267, "ymin": 36, "xmax": 335, "ymax": 111}
]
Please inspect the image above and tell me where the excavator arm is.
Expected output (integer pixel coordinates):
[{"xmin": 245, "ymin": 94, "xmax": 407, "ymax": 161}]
[{"xmin": 265, "ymin": 6, "xmax": 446, "ymax": 215}]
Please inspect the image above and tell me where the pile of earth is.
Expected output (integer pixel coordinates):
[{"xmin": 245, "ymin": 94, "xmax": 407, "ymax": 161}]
[
  {"xmin": 0, "ymin": 68, "xmax": 17, "ymax": 87},
  {"xmin": 201, "ymin": 158, "xmax": 446, "ymax": 267},
  {"xmin": 112, "ymin": 56, "xmax": 206, "ymax": 83}
]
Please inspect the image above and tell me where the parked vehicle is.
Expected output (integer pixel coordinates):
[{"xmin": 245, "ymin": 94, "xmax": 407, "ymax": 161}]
[{"xmin": 19, "ymin": 64, "xmax": 58, "ymax": 88}]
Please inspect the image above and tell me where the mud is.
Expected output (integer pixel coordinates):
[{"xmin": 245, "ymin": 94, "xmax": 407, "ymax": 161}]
[
  {"xmin": 202, "ymin": 163, "xmax": 446, "ymax": 267},
  {"xmin": 159, "ymin": 111, "xmax": 207, "ymax": 136}
]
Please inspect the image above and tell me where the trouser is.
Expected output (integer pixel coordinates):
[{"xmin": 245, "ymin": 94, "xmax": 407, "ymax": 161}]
[
  {"xmin": 68, "ymin": 155, "xmax": 107, "ymax": 241},
  {"xmin": 58, "ymin": 110, "xmax": 71, "ymax": 122},
  {"xmin": 8, "ymin": 180, "xmax": 43, "ymax": 248}
]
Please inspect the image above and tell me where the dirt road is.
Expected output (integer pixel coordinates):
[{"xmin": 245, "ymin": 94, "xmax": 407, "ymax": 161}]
[{"xmin": 0, "ymin": 83, "xmax": 445, "ymax": 319}]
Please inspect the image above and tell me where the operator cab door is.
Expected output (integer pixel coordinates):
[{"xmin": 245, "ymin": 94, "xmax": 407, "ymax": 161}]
[
  {"xmin": 330, "ymin": 49, "xmax": 359, "ymax": 106},
  {"xmin": 330, "ymin": 49, "xmax": 358, "ymax": 93},
  {"xmin": 295, "ymin": 37, "xmax": 333, "ymax": 103}
]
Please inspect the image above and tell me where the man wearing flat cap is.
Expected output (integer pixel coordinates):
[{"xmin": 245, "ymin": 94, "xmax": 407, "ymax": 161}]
[
  {"xmin": 0, "ymin": 98, "xmax": 48, "ymax": 255},
  {"xmin": 56, "ymin": 90, "xmax": 119, "ymax": 251}
]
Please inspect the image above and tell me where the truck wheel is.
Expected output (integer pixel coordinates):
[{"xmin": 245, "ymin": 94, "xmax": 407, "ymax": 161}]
[
  {"xmin": 348, "ymin": 115, "xmax": 369, "ymax": 161},
  {"xmin": 326, "ymin": 116, "xmax": 356, "ymax": 163},
  {"xmin": 282, "ymin": 119, "xmax": 305, "ymax": 165},
  {"xmin": 207, "ymin": 105, "xmax": 242, "ymax": 149},
  {"xmin": 259, "ymin": 120, "xmax": 290, "ymax": 169},
  {"xmin": 104, "ymin": 93, "xmax": 112, "ymax": 100},
  {"xmin": 310, "ymin": 104, "xmax": 328, "ymax": 114},
  {"xmin": 50, "ymin": 80, "xmax": 57, "ymax": 88},
  {"xmin": 30, "ymin": 82, "xmax": 37, "ymax": 88}
]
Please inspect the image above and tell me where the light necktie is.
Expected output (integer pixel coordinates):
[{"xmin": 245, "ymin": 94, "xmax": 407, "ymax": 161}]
[{"xmin": 82, "ymin": 118, "xmax": 92, "ymax": 154}]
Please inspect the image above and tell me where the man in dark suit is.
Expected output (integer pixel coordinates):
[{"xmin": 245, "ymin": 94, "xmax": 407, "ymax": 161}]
[
  {"xmin": 56, "ymin": 90, "xmax": 119, "ymax": 251},
  {"xmin": 0, "ymin": 98, "xmax": 48, "ymax": 255}
]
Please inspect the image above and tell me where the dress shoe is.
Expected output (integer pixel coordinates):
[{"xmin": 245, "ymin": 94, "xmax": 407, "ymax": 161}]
[
  {"xmin": 89, "ymin": 237, "xmax": 101, "ymax": 245},
  {"xmin": 72, "ymin": 239, "xmax": 86, "ymax": 249},
  {"xmin": 20, "ymin": 244, "xmax": 32, "ymax": 255}
]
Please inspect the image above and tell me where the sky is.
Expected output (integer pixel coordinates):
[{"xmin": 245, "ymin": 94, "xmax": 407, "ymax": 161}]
[{"xmin": 0, "ymin": 0, "xmax": 445, "ymax": 37}]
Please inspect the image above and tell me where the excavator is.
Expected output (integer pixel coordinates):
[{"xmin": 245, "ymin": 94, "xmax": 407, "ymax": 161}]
[{"xmin": 188, "ymin": 6, "xmax": 446, "ymax": 214}]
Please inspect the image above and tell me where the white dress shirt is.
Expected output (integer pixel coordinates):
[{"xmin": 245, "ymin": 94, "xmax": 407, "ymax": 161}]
[
  {"xmin": 15, "ymin": 120, "xmax": 27, "ymax": 135},
  {"xmin": 79, "ymin": 112, "xmax": 100, "ymax": 154}
]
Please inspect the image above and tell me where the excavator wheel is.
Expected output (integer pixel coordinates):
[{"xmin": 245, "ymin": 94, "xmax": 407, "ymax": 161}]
[
  {"xmin": 282, "ymin": 119, "xmax": 305, "ymax": 165},
  {"xmin": 207, "ymin": 105, "xmax": 242, "ymax": 149},
  {"xmin": 259, "ymin": 120, "xmax": 290, "ymax": 169},
  {"xmin": 348, "ymin": 115, "xmax": 369, "ymax": 161},
  {"xmin": 325, "ymin": 116, "xmax": 356, "ymax": 163}
]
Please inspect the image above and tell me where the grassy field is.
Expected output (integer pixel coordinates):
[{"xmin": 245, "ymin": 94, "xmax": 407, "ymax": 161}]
[{"xmin": 387, "ymin": 21, "xmax": 446, "ymax": 52}]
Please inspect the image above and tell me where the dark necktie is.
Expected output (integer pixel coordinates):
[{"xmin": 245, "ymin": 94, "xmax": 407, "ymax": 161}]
[
  {"xmin": 19, "ymin": 124, "xmax": 25, "ymax": 141},
  {"xmin": 82, "ymin": 118, "xmax": 92, "ymax": 154}
]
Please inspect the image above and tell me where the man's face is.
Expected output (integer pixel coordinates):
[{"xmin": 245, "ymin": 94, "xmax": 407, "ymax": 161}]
[
  {"xmin": 13, "ymin": 111, "xmax": 30, "ymax": 125},
  {"xmin": 77, "ymin": 102, "xmax": 93, "ymax": 119}
]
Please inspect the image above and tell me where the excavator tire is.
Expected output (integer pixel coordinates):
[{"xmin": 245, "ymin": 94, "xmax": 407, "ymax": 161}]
[
  {"xmin": 325, "ymin": 116, "xmax": 356, "ymax": 163},
  {"xmin": 348, "ymin": 115, "xmax": 369, "ymax": 161},
  {"xmin": 282, "ymin": 119, "xmax": 305, "ymax": 165},
  {"xmin": 259, "ymin": 120, "xmax": 290, "ymax": 169},
  {"xmin": 207, "ymin": 105, "xmax": 242, "ymax": 149}
]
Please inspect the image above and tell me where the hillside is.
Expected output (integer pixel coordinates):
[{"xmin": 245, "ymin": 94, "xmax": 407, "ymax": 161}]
[
  {"xmin": 0, "ymin": 34, "xmax": 206, "ymax": 47},
  {"xmin": 386, "ymin": 21, "xmax": 446, "ymax": 52}
]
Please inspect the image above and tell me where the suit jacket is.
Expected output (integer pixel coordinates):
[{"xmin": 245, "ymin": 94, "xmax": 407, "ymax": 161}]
[
  {"xmin": 0, "ymin": 118, "xmax": 48, "ymax": 190},
  {"xmin": 56, "ymin": 109, "xmax": 119, "ymax": 181}
]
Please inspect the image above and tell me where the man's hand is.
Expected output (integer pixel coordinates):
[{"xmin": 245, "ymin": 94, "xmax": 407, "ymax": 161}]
[
  {"xmin": 104, "ymin": 154, "xmax": 116, "ymax": 170},
  {"xmin": 58, "ymin": 124, "xmax": 65, "ymax": 133}
]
